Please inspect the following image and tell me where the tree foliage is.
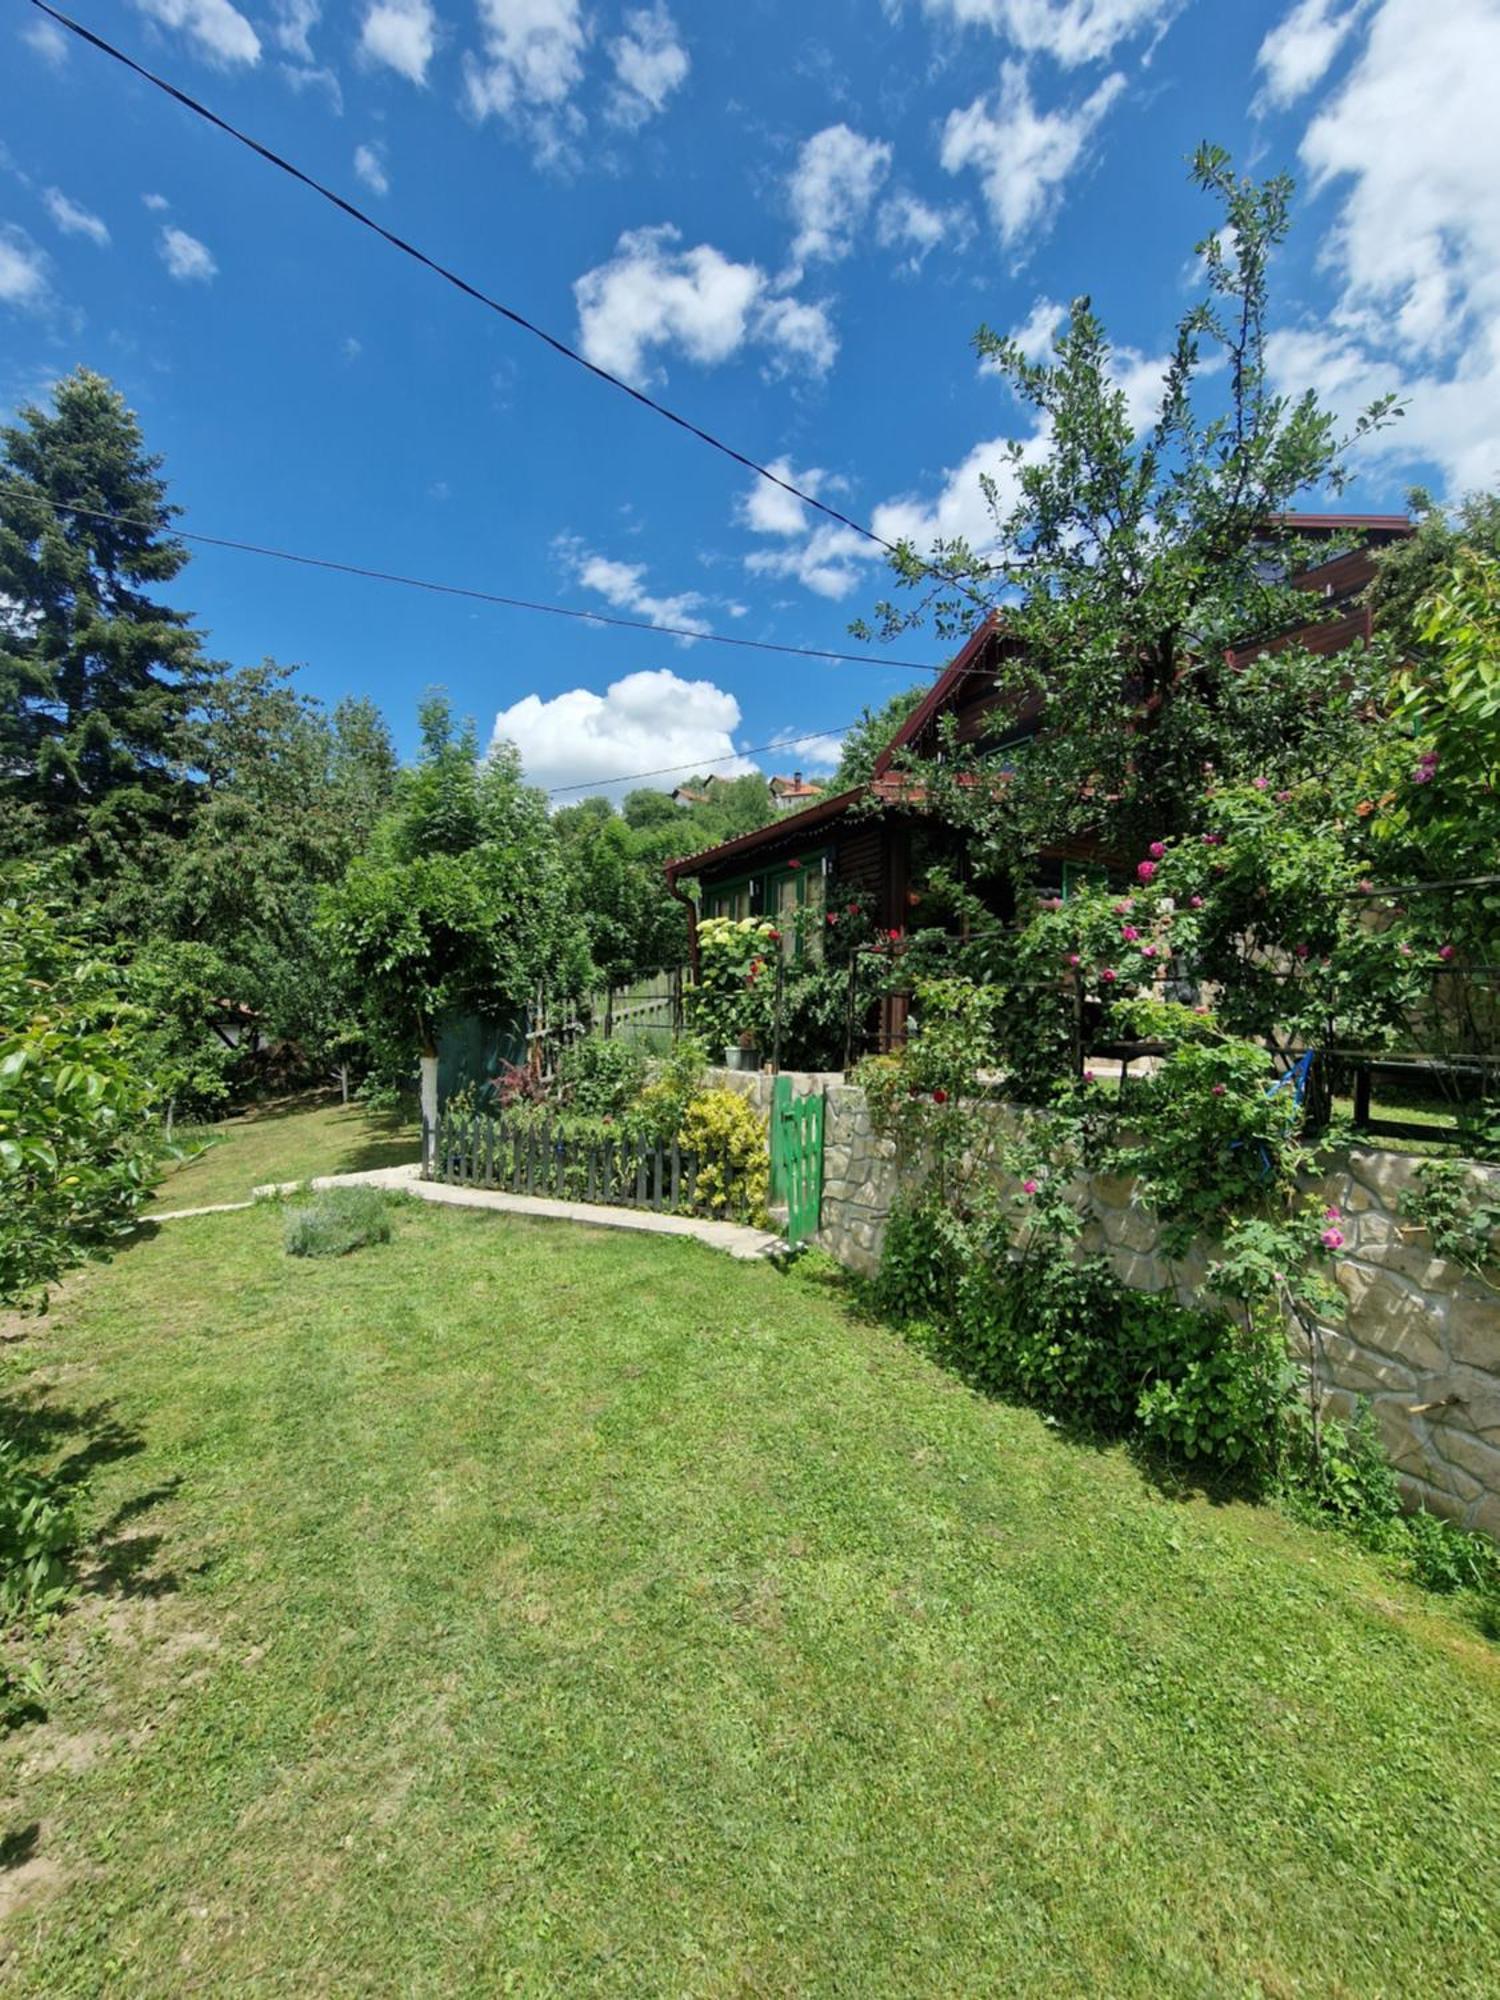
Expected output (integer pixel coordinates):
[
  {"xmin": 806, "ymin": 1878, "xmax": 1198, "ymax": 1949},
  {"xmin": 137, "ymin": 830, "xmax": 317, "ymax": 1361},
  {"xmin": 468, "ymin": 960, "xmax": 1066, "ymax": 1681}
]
[
  {"xmin": 0, "ymin": 878, "xmax": 159, "ymax": 1307},
  {"xmin": 0, "ymin": 369, "xmax": 213, "ymax": 873},
  {"xmin": 321, "ymin": 698, "xmax": 589, "ymax": 1071},
  {"xmin": 832, "ymin": 686, "xmax": 926, "ymax": 790},
  {"xmin": 858, "ymin": 147, "xmax": 1402, "ymax": 862}
]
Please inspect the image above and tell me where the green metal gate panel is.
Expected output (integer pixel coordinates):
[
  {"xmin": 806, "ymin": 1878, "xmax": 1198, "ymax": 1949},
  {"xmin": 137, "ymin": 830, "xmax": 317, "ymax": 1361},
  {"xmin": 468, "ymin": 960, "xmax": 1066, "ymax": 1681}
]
[{"xmin": 771, "ymin": 1076, "xmax": 824, "ymax": 1248}]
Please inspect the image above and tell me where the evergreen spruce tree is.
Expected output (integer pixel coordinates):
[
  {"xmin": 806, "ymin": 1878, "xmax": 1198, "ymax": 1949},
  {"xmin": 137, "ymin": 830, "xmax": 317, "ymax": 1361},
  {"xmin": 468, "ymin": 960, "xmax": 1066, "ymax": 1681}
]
[{"xmin": 0, "ymin": 368, "xmax": 212, "ymax": 870}]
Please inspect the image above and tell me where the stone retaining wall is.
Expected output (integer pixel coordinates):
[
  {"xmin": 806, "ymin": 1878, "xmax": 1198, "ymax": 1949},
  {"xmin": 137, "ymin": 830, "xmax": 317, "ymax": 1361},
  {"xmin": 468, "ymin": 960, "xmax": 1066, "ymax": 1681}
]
[{"xmin": 714, "ymin": 1068, "xmax": 1500, "ymax": 1540}]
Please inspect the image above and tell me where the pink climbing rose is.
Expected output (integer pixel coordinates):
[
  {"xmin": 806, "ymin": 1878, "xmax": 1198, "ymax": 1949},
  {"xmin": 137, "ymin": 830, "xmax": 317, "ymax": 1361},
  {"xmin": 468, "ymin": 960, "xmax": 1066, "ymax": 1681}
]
[
  {"xmin": 1148, "ymin": 840, "xmax": 1166, "ymax": 859},
  {"xmin": 1438, "ymin": 942, "xmax": 1456, "ymax": 961},
  {"xmin": 1137, "ymin": 860, "xmax": 1157, "ymax": 882},
  {"xmin": 1100, "ymin": 966, "xmax": 1118, "ymax": 983},
  {"xmin": 1321, "ymin": 1227, "xmax": 1345, "ymax": 1250},
  {"xmin": 1121, "ymin": 925, "xmax": 1140, "ymax": 941},
  {"xmin": 1022, "ymin": 1178, "xmax": 1039, "ymax": 1195}
]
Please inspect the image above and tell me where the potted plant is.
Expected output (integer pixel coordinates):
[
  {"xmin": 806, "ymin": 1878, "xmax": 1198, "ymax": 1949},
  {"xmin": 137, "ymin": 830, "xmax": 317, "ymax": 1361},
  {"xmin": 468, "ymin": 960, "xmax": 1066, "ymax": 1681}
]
[{"xmin": 726, "ymin": 1027, "xmax": 759, "ymax": 1072}]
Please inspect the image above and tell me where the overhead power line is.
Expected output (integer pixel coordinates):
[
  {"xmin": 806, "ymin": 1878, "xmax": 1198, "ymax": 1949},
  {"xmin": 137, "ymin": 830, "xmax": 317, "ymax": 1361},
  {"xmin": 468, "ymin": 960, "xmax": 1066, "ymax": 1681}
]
[
  {"xmin": 544, "ymin": 727, "xmax": 854, "ymax": 796},
  {"xmin": 0, "ymin": 479, "xmax": 948, "ymax": 675},
  {"xmin": 32, "ymin": 1, "xmax": 909, "ymax": 562}
]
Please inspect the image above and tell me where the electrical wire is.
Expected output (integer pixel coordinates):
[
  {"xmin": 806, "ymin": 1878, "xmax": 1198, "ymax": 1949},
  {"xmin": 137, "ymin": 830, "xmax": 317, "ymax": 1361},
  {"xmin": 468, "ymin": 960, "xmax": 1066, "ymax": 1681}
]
[
  {"xmin": 31, "ymin": 1, "xmax": 912, "ymax": 564},
  {"xmin": 0, "ymin": 479, "xmax": 949, "ymax": 674},
  {"xmin": 544, "ymin": 728, "xmax": 855, "ymax": 796}
]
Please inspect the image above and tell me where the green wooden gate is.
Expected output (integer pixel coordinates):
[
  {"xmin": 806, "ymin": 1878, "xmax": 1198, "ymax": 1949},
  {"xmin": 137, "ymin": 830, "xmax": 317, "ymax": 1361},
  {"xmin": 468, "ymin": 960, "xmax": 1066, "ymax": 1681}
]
[{"xmin": 770, "ymin": 1076, "xmax": 825, "ymax": 1248}]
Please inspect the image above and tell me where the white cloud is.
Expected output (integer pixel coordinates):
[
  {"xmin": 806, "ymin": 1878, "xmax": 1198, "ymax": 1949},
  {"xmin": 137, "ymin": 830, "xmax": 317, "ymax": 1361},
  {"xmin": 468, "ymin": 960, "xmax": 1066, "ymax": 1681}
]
[
  {"xmin": 574, "ymin": 223, "xmax": 834, "ymax": 384},
  {"xmin": 787, "ymin": 125, "xmax": 892, "ymax": 266},
  {"xmin": 871, "ymin": 427, "xmax": 1050, "ymax": 554},
  {"xmin": 746, "ymin": 418, "xmax": 1057, "ymax": 601},
  {"xmin": 919, "ymin": 0, "xmax": 1179, "ymax": 66},
  {"xmin": 353, "ymin": 142, "xmax": 389, "ymax": 194},
  {"xmin": 941, "ymin": 60, "xmax": 1124, "ymax": 248},
  {"xmin": 0, "ymin": 228, "xmax": 50, "ymax": 312},
  {"xmin": 463, "ymin": 0, "xmax": 587, "ymax": 132},
  {"xmin": 491, "ymin": 668, "xmax": 757, "ymax": 797},
  {"xmin": 745, "ymin": 520, "xmax": 875, "ymax": 600},
  {"xmin": 558, "ymin": 535, "xmax": 713, "ymax": 639},
  {"xmin": 738, "ymin": 457, "xmax": 830, "ymax": 537},
  {"xmin": 142, "ymin": 192, "xmax": 171, "ymax": 212},
  {"xmin": 875, "ymin": 191, "xmax": 960, "ymax": 272},
  {"xmin": 359, "ymin": 0, "xmax": 437, "ymax": 84},
  {"xmin": 1005, "ymin": 295, "xmax": 1066, "ymax": 362},
  {"xmin": 1264, "ymin": 0, "xmax": 1500, "ymax": 496},
  {"xmin": 607, "ymin": 3, "xmax": 690, "ymax": 128},
  {"xmin": 42, "ymin": 189, "xmax": 110, "ymax": 248},
  {"xmin": 158, "ymin": 225, "xmax": 217, "ymax": 282},
  {"xmin": 22, "ymin": 18, "xmax": 69, "ymax": 65},
  {"xmin": 754, "ymin": 295, "xmax": 838, "ymax": 377},
  {"xmin": 1255, "ymin": 0, "xmax": 1367, "ymax": 112},
  {"xmin": 132, "ymin": 0, "xmax": 261, "ymax": 67},
  {"xmin": 764, "ymin": 726, "xmax": 845, "ymax": 773},
  {"xmin": 282, "ymin": 61, "xmax": 344, "ymax": 110},
  {"xmin": 270, "ymin": 0, "xmax": 321, "ymax": 59}
]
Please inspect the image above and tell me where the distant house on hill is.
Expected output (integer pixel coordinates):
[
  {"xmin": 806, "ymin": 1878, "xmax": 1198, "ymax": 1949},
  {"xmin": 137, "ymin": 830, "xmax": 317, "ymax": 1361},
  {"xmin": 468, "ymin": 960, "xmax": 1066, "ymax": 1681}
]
[
  {"xmin": 665, "ymin": 514, "xmax": 1411, "ymax": 1047},
  {"xmin": 670, "ymin": 774, "xmax": 738, "ymax": 808},
  {"xmin": 767, "ymin": 772, "xmax": 825, "ymax": 812}
]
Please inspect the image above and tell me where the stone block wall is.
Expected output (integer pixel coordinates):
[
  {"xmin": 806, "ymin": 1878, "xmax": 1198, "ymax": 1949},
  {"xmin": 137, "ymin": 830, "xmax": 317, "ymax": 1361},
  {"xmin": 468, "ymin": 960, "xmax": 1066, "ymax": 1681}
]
[{"xmin": 710, "ymin": 1067, "xmax": 1500, "ymax": 1539}]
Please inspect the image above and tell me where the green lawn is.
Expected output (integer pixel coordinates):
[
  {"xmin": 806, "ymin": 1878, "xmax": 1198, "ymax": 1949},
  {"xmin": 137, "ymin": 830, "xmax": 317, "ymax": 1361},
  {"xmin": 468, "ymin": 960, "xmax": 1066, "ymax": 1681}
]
[
  {"xmin": 148, "ymin": 1091, "xmax": 420, "ymax": 1213},
  {"xmin": 2, "ymin": 1124, "xmax": 1498, "ymax": 1992}
]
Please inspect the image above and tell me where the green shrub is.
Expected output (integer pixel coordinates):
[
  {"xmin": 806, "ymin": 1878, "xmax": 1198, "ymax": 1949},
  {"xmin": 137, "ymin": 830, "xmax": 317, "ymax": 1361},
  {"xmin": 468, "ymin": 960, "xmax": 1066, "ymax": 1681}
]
[
  {"xmin": 1404, "ymin": 1509, "xmax": 1500, "ymax": 1596},
  {"xmin": 283, "ymin": 1187, "xmax": 396, "ymax": 1259},
  {"xmin": 877, "ymin": 1199, "xmax": 1294, "ymax": 1482},
  {"xmin": 0, "ymin": 1441, "xmax": 78, "ymax": 1628},
  {"xmin": 558, "ymin": 1036, "xmax": 649, "ymax": 1118},
  {"xmin": 677, "ymin": 1088, "xmax": 769, "ymax": 1225},
  {"xmin": 629, "ymin": 1037, "xmax": 707, "ymax": 1144}
]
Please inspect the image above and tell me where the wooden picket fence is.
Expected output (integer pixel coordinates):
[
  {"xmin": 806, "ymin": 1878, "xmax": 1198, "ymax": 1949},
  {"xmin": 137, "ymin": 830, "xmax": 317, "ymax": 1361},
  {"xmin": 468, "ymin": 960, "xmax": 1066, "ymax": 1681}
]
[{"xmin": 424, "ymin": 1111, "xmax": 707, "ymax": 1214}]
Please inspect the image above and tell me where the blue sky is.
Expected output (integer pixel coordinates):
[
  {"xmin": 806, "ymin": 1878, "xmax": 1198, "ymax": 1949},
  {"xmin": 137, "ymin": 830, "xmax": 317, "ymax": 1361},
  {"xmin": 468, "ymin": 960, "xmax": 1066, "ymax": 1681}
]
[{"xmin": 3, "ymin": 0, "xmax": 1496, "ymax": 795}]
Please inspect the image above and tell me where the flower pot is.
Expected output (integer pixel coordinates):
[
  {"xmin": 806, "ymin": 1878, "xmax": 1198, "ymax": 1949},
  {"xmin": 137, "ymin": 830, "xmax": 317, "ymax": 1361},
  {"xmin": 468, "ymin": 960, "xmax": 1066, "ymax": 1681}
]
[{"xmin": 724, "ymin": 1044, "xmax": 759, "ymax": 1072}]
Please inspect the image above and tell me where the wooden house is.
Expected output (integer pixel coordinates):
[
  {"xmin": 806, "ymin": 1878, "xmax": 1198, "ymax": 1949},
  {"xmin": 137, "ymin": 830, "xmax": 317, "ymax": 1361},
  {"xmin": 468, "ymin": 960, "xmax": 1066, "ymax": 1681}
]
[{"xmin": 664, "ymin": 513, "xmax": 1411, "ymax": 1044}]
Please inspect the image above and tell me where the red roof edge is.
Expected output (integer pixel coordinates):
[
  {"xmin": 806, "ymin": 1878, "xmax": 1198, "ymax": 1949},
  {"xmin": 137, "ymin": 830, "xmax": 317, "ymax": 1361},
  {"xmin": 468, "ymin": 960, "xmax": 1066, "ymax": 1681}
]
[
  {"xmin": 871, "ymin": 614, "xmax": 998, "ymax": 779},
  {"xmin": 1269, "ymin": 512, "xmax": 1413, "ymax": 535},
  {"xmin": 664, "ymin": 784, "xmax": 871, "ymax": 880}
]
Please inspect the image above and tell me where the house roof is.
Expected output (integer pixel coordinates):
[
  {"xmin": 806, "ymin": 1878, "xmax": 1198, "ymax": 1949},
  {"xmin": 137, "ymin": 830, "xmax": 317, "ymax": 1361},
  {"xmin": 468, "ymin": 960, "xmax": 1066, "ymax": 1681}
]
[
  {"xmin": 663, "ymin": 777, "xmax": 917, "ymax": 881},
  {"xmin": 870, "ymin": 615, "xmax": 1001, "ymax": 780},
  {"xmin": 667, "ymin": 512, "xmax": 1410, "ymax": 885},
  {"xmin": 1270, "ymin": 512, "xmax": 1413, "ymax": 539}
]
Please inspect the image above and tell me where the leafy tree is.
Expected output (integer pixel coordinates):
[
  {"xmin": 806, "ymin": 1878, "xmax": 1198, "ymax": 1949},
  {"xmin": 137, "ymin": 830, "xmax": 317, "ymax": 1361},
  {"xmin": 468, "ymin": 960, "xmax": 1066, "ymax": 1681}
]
[
  {"xmin": 1368, "ymin": 489, "xmax": 1500, "ymax": 657},
  {"xmin": 556, "ymin": 806, "xmax": 686, "ymax": 990},
  {"xmin": 1364, "ymin": 542, "xmax": 1500, "ymax": 951},
  {"xmin": 0, "ymin": 875, "xmax": 160, "ymax": 1307},
  {"xmin": 0, "ymin": 369, "xmax": 215, "ymax": 873},
  {"xmin": 857, "ymin": 147, "xmax": 1401, "ymax": 866},
  {"xmin": 833, "ymin": 686, "xmax": 926, "ymax": 789},
  {"xmin": 321, "ymin": 698, "xmax": 589, "ymax": 1119}
]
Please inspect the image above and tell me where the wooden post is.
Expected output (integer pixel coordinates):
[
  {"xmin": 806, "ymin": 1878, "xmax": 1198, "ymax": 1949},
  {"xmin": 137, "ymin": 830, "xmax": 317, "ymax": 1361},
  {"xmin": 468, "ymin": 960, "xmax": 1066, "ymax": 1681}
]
[{"xmin": 1353, "ymin": 1065, "xmax": 1372, "ymax": 1131}]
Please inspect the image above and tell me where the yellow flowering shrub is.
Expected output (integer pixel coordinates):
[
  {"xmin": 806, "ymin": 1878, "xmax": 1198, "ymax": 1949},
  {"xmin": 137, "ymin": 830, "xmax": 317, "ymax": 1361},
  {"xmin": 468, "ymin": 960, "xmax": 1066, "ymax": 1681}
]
[{"xmin": 678, "ymin": 1088, "xmax": 769, "ymax": 1225}]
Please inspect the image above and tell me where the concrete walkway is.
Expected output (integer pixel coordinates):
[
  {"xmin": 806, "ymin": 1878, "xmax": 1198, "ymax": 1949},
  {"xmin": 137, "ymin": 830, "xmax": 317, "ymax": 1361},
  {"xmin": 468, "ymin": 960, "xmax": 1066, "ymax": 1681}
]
[{"xmin": 152, "ymin": 1162, "xmax": 783, "ymax": 1261}]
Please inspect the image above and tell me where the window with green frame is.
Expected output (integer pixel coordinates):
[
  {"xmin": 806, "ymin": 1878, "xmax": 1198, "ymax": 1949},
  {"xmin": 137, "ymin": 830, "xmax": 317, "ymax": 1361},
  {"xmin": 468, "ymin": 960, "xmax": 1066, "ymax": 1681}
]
[{"xmin": 702, "ymin": 853, "xmax": 828, "ymax": 959}]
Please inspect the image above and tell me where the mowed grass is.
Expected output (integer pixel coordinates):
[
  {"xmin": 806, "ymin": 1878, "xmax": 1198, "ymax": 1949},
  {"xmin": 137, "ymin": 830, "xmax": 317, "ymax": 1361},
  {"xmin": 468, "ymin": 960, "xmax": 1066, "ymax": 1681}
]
[
  {"xmin": 2, "ymin": 1182, "xmax": 1498, "ymax": 1990},
  {"xmin": 147, "ymin": 1091, "xmax": 419, "ymax": 1213}
]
